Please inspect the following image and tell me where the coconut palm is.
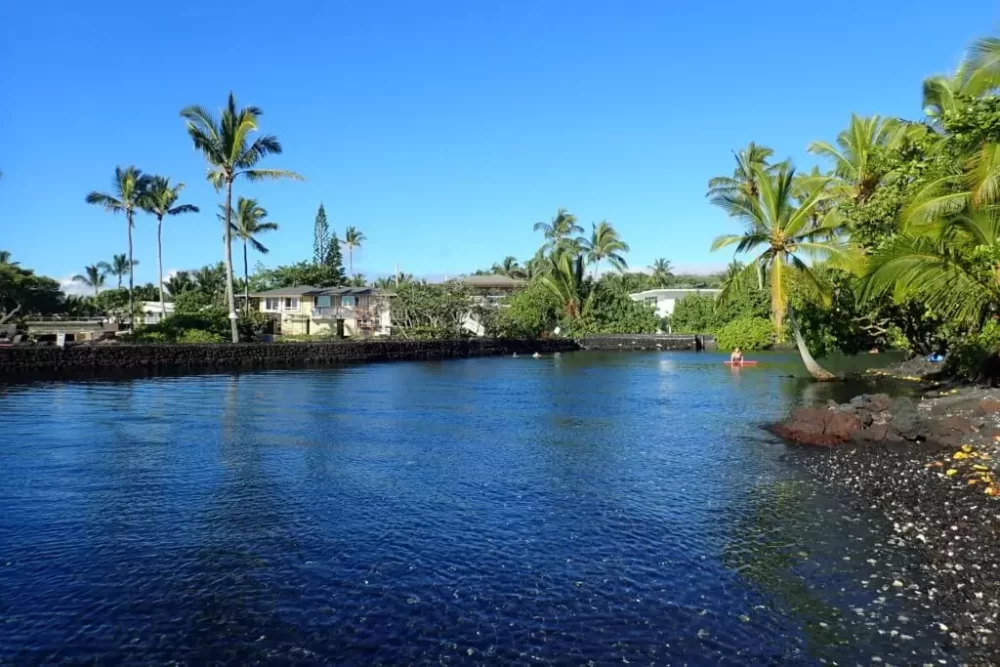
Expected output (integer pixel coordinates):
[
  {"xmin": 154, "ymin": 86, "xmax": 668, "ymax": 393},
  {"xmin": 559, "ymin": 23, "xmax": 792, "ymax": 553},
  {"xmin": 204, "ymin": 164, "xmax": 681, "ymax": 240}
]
[
  {"xmin": 491, "ymin": 256, "xmax": 524, "ymax": 278},
  {"xmin": 222, "ymin": 197, "xmax": 279, "ymax": 310},
  {"xmin": 86, "ymin": 166, "xmax": 149, "ymax": 322},
  {"xmin": 181, "ymin": 92, "xmax": 303, "ymax": 342},
  {"xmin": 650, "ymin": 258, "xmax": 673, "ymax": 287},
  {"xmin": 707, "ymin": 142, "xmax": 776, "ymax": 214},
  {"xmin": 711, "ymin": 163, "xmax": 856, "ymax": 381},
  {"xmin": 808, "ymin": 114, "xmax": 903, "ymax": 203},
  {"xmin": 534, "ymin": 208, "xmax": 585, "ymax": 255},
  {"xmin": 141, "ymin": 177, "xmax": 199, "ymax": 317},
  {"xmin": 163, "ymin": 271, "xmax": 196, "ymax": 297},
  {"xmin": 193, "ymin": 263, "xmax": 227, "ymax": 299},
  {"xmin": 73, "ymin": 264, "xmax": 107, "ymax": 297},
  {"xmin": 343, "ymin": 226, "xmax": 366, "ymax": 276},
  {"xmin": 580, "ymin": 220, "xmax": 629, "ymax": 278},
  {"xmin": 97, "ymin": 254, "xmax": 140, "ymax": 290},
  {"xmin": 540, "ymin": 250, "xmax": 592, "ymax": 319},
  {"xmin": 349, "ymin": 273, "xmax": 367, "ymax": 287}
]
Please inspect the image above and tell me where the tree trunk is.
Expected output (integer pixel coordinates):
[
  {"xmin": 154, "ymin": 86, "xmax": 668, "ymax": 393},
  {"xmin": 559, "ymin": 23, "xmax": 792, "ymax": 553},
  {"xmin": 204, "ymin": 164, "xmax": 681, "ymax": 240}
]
[
  {"xmin": 127, "ymin": 209, "xmax": 135, "ymax": 329},
  {"xmin": 243, "ymin": 239, "xmax": 250, "ymax": 314},
  {"xmin": 0, "ymin": 303, "xmax": 21, "ymax": 326},
  {"xmin": 224, "ymin": 181, "xmax": 239, "ymax": 343},
  {"xmin": 349, "ymin": 246, "xmax": 353, "ymax": 276},
  {"xmin": 157, "ymin": 214, "xmax": 167, "ymax": 318},
  {"xmin": 789, "ymin": 308, "xmax": 837, "ymax": 381}
]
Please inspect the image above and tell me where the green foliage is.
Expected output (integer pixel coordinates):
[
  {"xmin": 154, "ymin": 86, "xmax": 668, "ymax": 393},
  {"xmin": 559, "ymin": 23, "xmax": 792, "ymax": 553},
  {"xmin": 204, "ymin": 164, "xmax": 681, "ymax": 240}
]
[
  {"xmin": 495, "ymin": 282, "xmax": 561, "ymax": 338},
  {"xmin": 173, "ymin": 290, "xmax": 216, "ymax": 314},
  {"xmin": 0, "ymin": 260, "xmax": 63, "ymax": 323},
  {"xmin": 135, "ymin": 305, "xmax": 268, "ymax": 343},
  {"xmin": 250, "ymin": 260, "xmax": 345, "ymax": 290},
  {"xmin": 562, "ymin": 289, "xmax": 660, "ymax": 335},
  {"xmin": 944, "ymin": 320, "xmax": 1000, "ymax": 379},
  {"xmin": 176, "ymin": 329, "xmax": 226, "ymax": 344},
  {"xmin": 392, "ymin": 282, "xmax": 472, "ymax": 338},
  {"xmin": 791, "ymin": 267, "xmax": 879, "ymax": 357},
  {"xmin": 715, "ymin": 317, "xmax": 775, "ymax": 351},
  {"xmin": 313, "ymin": 203, "xmax": 330, "ymax": 265},
  {"xmin": 671, "ymin": 289, "xmax": 769, "ymax": 334}
]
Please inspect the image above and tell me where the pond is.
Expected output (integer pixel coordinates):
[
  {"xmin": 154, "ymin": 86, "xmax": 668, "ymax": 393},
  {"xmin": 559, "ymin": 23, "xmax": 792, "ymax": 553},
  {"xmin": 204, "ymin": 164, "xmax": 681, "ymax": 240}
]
[{"xmin": 0, "ymin": 351, "xmax": 959, "ymax": 664}]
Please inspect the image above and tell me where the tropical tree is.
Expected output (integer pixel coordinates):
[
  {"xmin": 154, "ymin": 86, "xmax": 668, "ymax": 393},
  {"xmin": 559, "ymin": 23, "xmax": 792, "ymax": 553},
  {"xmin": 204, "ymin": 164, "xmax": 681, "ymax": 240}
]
[
  {"xmin": 0, "ymin": 251, "xmax": 17, "ymax": 266},
  {"xmin": 349, "ymin": 273, "xmax": 367, "ymax": 287},
  {"xmin": 73, "ymin": 264, "xmax": 107, "ymax": 297},
  {"xmin": 343, "ymin": 226, "xmax": 366, "ymax": 276},
  {"xmin": 491, "ymin": 256, "xmax": 524, "ymax": 278},
  {"xmin": 86, "ymin": 166, "xmax": 148, "ymax": 321},
  {"xmin": 163, "ymin": 271, "xmax": 196, "ymax": 297},
  {"xmin": 98, "ymin": 254, "xmax": 139, "ymax": 290},
  {"xmin": 193, "ymin": 263, "xmax": 227, "ymax": 299},
  {"xmin": 710, "ymin": 163, "xmax": 856, "ymax": 380},
  {"xmin": 534, "ymin": 208, "xmax": 584, "ymax": 255},
  {"xmin": 540, "ymin": 250, "xmax": 591, "ymax": 319},
  {"xmin": 707, "ymin": 142, "xmax": 776, "ymax": 214},
  {"xmin": 808, "ymin": 114, "xmax": 903, "ymax": 203},
  {"xmin": 581, "ymin": 220, "xmax": 629, "ymax": 277},
  {"xmin": 223, "ymin": 197, "xmax": 279, "ymax": 310},
  {"xmin": 141, "ymin": 176, "xmax": 199, "ymax": 316},
  {"xmin": 650, "ymin": 258, "xmax": 673, "ymax": 287},
  {"xmin": 181, "ymin": 92, "xmax": 303, "ymax": 342}
]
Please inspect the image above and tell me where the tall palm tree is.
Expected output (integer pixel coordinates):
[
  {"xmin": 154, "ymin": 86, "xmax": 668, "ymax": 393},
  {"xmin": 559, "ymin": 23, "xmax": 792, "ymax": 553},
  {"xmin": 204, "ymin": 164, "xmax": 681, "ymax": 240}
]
[
  {"xmin": 141, "ymin": 177, "xmax": 199, "ymax": 316},
  {"xmin": 580, "ymin": 220, "xmax": 629, "ymax": 278},
  {"xmin": 97, "ymin": 254, "xmax": 140, "ymax": 290},
  {"xmin": 650, "ymin": 258, "xmax": 673, "ymax": 287},
  {"xmin": 86, "ymin": 166, "xmax": 149, "ymax": 322},
  {"xmin": 534, "ymin": 208, "xmax": 585, "ymax": 255},
  {"xmin": 343, "ymin": 226, "xmax": 366, "ymax": 276},
  {"xmin": 181, "ymin": 92, "xmax": 303, "ymax": 342},
  {"xmin": 73, "ymin": 264, "xmax": 107, "ymax": 297},
  {"xmin": 711, "ymin": 163, "xmax": 856, "ymax": 381},
  {"xmin": 808, "ymin": 114, "xmax": 903, "ymax": 202},
  {"xmin": 222, "ymin": 197, "xmax": 279, "ymax": 310},
  {"xmin": 707, "ymin": 142, "xmax": 776, "ymax": 214}
]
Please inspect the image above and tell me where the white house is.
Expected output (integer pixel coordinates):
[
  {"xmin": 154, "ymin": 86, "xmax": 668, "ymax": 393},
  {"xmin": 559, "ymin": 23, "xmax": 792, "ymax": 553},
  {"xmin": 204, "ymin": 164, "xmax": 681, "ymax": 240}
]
[
  {"xmin": 629, "ymin": 288, "xmax": 721, "ymax": 319},
  {"xmin": 138, "ymin": 301, "xmax": 175, "ymax": 325}
]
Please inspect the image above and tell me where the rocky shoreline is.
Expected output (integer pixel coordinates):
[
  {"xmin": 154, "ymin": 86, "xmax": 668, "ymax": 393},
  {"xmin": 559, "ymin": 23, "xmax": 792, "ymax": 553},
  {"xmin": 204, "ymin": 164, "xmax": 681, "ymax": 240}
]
[{"xmin": 772, "ymin": 372, "xmax": 1000, "ymax": 662}]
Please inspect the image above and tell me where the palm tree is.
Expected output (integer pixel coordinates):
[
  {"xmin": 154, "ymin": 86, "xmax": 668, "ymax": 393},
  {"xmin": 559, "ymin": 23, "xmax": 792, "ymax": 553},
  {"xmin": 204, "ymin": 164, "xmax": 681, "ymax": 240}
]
[
  {"xmin": 0, "ymin": 250, "xmax": 17, "ymax": 266},
  {"xmin": 540, "ymin": 250, "xmax": 592, "ymax": 319},
  {"xmin": 73, "ymin": 264, "xmax": 107, "ymax": 297},
  {"xmin": 193, "ymin": 263, "xmax": 227, "ymax": 299},
  {"xmin": 97, "ymin": 254, "xmax": 140, "ymax": 290},
  {"xmin": 343, "ymin": 226, "xmax": 366, "ymax": 276},
  {"xmin": 650, "ymin": 258, "xmax": 673, "ymax": 287},
  {"xmin": 349, "ymin": 273, "xmax": 367, "ymax": 287},
  {"xmin": 86, "ymin": 166, "xmax": 149, "ymax": 322},
  {"xmin": 534, "ymin": 208, "xmax": 585, "ymax": 255},
  {"xmin": 222, "ymin": 197, "xmax": 279, "ymax": 310},
  {"xmin": 580, "ymin": 221, "xmax": 629, "ymax": 278},
  {"xmin": 163, "ymin": 271, "xmax": 196, "ymax": 297},
  {"xmin": 181, "ymin": 92, "xmax": 303, "ymax": 342},
  {"xmin": 491, "ymin": 256, "xmax": 524, "ymax": 278},
  {"xmin": 711, "ymin": 163, "xmax": 856, "ymax": 381},
  {"xmin": 707, "ymin": 142, "xmax": 776, "ymax": 214},
  {"xmin": 141, "ymin": 177, "xmax": 199, "ymax": 317},
  {"xmin": 808, "ymin": 114, "xmax": 903, "ymax": 202}
]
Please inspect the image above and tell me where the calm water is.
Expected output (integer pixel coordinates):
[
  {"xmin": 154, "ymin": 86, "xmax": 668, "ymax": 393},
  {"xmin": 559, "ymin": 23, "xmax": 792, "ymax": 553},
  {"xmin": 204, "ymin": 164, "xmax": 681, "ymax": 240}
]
[{"xmin": 0, "ymin": 351, "xmax": 958, "ymax": 665}]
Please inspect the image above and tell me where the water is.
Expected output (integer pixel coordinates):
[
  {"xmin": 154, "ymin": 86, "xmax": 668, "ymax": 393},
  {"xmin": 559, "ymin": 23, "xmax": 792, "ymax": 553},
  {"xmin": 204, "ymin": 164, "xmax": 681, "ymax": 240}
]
[{"xmin": 0, "ymin": 351, "xmax": 957, "ymax": 665}]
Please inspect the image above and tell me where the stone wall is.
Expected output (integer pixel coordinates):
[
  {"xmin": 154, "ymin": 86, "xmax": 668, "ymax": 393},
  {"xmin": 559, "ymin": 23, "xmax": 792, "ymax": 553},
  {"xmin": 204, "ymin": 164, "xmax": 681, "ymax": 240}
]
[
  {"xmin": 577, "ymin": 334, "xmax": 715, "ymax": 351},
  {"xmin": 0, "ymin": 338, "xmax": 580, "ymax": 378}
]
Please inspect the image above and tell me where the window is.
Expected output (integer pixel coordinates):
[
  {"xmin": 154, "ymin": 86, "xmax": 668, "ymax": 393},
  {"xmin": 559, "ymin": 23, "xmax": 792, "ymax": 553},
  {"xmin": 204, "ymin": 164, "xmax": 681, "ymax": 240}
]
[
  {"xmin": 341, "ymin": 295, "xmax": 356, "ymax": 307},
  {"xmin": 264, "ymin": 298, "xmax": 280, "ymax": 312},
  {"xmin": 284, "ymin": 297, "xmax": 299, "ymax": 311},
  {"xmin": 316, "ymin": 295, "xmax": 331, "ymax": 308},
  {"xmin": 644, "ymin": 297, "xmax": 658, "ymax": 307}
]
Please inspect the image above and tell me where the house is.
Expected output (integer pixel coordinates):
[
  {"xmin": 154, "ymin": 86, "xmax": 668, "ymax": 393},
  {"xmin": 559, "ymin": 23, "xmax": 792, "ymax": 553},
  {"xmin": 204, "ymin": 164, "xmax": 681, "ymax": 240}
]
[
  {"xmin": 459, "ymin": 274, "xmax": 526, "ymax": 335},
  {"xmin": 249, "ymin": 286, "xmax": 392, "ymax": 337},
  {"xmin": 629, "ymin": 288, "xmax": 721, "ymax": 320},
  {"xmin": 138, "ymin": 301, "xmax": 175, "ymax": 326}
]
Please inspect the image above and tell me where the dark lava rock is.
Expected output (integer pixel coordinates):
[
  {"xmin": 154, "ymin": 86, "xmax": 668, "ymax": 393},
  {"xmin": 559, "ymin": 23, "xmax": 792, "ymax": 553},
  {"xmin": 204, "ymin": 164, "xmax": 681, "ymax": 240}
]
[{"xmin": 825, "ymin": 411, "xmax": 863, "ymax": 441}]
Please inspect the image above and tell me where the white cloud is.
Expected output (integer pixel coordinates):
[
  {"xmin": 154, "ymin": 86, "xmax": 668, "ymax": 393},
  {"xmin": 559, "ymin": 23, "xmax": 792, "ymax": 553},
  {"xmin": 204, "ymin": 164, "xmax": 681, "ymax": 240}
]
[{"xmin": 58, "ymin": 275, "xmax": 93, "ymax": 296}]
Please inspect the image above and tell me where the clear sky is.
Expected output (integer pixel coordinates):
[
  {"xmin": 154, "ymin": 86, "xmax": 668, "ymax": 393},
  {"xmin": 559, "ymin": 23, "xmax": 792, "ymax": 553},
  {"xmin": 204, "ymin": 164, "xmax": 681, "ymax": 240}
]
[{"xmin": 2, "ymin": 1, "xmax": 997, "ymax": 293}]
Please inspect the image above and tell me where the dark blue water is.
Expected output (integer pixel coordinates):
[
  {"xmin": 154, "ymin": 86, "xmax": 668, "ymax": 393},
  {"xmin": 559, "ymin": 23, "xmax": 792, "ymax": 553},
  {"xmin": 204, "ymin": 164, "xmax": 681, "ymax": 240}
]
[{"xmin": 0, "ymin": 352, "xmax": 958, "ymax": 664}]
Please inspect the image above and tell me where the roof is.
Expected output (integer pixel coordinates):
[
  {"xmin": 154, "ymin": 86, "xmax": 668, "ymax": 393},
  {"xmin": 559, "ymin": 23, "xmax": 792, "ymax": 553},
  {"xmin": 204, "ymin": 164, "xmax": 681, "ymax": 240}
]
[
  {"xmin": 460, "ymin": 274, "xmax": 527, "ymax": 288},
  {"xmin": 249, "ymin": 285, "xmax": 389, "ymax": 298},
  {"xmin": 630, "ymin": 288, "xmax": 722, "ymax": 299}
]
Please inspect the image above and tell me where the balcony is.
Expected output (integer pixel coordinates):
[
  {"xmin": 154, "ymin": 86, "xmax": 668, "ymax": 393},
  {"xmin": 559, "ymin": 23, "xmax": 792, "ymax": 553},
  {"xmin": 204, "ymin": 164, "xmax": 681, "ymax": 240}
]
[{"xmin": 311, "ymin": 306, "xmax": 354, "ymax": 319}]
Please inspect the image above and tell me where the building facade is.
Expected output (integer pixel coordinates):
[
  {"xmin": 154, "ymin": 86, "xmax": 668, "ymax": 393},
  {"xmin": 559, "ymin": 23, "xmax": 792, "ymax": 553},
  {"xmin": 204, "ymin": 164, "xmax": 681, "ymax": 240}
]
[
  {"xmin": 459, "ymin": 274, "xmax": 527, "ymax": 336},
  {"xmin": 249, "ymin": 286, "xmax": 392, "ymax": 337},
  {"xmin": 629, "ymin": 288, "xmax": 721, "ymax": 320}
]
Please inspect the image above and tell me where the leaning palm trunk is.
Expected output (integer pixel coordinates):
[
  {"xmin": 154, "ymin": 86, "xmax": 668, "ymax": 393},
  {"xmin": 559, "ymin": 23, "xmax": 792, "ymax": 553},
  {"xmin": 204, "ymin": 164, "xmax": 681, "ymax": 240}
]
[
  {"xmin": 157, "ymin": 215, "xmax": 167, "ymax": 318},
  {"xmin": 223, "ymin": 182, "xmax": 239, "ymax": 343},
  {"xmin": 127, "ymin": 210, "xmax": 135, "ymax": 327},
  {"xmin": 789, "ymin": 309, "xmax": 837, "ymax": 381}
]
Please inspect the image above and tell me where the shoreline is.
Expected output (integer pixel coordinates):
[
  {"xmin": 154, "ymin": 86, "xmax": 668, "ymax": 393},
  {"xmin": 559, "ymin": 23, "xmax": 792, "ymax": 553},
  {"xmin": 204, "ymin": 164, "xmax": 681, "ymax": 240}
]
[{"xmin": 772, "ymin": 365, "xmax": 1000, "ymax": 661}]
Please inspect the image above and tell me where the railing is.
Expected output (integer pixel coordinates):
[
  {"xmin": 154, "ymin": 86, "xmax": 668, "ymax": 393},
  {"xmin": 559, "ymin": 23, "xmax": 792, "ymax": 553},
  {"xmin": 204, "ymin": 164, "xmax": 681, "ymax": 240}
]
[{"xmin": 311, "ymin": 306, "xmax": 354, "ymax": 319}]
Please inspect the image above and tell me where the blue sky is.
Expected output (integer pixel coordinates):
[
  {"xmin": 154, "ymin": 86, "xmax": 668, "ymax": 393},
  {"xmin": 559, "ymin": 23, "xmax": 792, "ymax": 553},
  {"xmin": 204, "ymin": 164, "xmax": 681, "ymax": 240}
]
[{"xmin": 2, "ymin": 1, "xmax": 997, "ymax": 292}]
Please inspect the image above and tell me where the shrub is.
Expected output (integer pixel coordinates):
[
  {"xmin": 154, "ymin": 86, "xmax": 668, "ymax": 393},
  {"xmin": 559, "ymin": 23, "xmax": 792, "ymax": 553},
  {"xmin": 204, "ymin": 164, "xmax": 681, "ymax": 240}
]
[
  {"xmin": 495, "ymin": 282, "xmax": 561, "ymax": 338},
  {"xmin": 176, "ymin": 329, "xmax": 226, "ymax": 344},
  {"xmin": 714, "ymin": 317, "xmax": 775, "ymax": 351},
  {"xmin": 944, "ymin": 320, "xmax": 1000, "ymax": 380}
]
